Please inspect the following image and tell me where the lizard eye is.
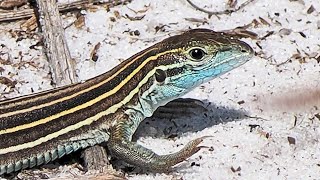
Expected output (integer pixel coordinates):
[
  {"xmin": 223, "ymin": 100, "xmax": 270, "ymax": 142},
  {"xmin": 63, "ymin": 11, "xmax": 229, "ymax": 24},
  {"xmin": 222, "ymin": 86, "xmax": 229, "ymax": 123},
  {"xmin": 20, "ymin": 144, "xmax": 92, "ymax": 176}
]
[{"xmin": 189, "ymin": 48, "xmax": 206, "ymax": 61}]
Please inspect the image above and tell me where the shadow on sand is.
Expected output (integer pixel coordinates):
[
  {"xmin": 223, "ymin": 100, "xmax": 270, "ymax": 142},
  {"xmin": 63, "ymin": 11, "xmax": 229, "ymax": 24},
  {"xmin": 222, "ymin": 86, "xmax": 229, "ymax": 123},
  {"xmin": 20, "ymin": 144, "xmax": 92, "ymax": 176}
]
[{"xmin": 134, "ymin": 98, "xmax": 248, "ymax": 140}]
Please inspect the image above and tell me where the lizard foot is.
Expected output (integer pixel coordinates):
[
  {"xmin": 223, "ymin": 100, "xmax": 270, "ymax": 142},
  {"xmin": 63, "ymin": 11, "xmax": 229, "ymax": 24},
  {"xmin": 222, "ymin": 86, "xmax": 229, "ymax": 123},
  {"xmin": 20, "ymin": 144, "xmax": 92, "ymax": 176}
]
[{"xmin": 108, "ymin": 135, "xmax": 212, "ymax": 172}]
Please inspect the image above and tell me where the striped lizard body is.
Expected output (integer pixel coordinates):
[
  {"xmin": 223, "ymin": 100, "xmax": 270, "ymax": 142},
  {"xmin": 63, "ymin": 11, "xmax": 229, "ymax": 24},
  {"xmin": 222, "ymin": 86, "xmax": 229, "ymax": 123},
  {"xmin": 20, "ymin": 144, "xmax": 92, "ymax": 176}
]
[{"xmin": 0, "ymin": 29, "xmax": 253, "ymax": 175}]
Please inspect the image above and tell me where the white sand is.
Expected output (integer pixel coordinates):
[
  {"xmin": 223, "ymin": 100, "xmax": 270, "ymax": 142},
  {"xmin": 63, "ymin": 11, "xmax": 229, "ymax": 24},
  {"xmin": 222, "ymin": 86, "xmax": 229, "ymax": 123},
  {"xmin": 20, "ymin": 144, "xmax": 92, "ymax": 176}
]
[{"xmin": 0, "ymin": 0, "xmax": 319, "ymax": 179}]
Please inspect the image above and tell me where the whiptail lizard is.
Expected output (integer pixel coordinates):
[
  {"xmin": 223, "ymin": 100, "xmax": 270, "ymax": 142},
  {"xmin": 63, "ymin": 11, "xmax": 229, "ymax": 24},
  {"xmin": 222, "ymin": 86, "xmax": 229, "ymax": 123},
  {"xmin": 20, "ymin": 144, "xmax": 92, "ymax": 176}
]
[{"xmin": 0, "ymin": 29, "xmax": 253, "ymax": 175}]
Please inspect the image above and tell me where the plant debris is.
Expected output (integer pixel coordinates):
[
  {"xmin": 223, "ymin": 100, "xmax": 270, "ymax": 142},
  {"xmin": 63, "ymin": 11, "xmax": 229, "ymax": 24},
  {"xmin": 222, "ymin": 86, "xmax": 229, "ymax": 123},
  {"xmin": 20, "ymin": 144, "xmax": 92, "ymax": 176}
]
[
  {"xmin": 307, "ymin": 5, "xmax": 315, "ymax": 14},
  {"xmin": 74, "ymin": 14, "xmax": 86, "ymax": 29},
  {"xmin": 90, "ymin": 42, "xmax": 101, "ymax": 62},
  {"xmin": 0, "ymin": 76, "xmax": 17, "ymax": 87},
  {"xmin": 185, "ymin": 0, "xmax": 256, "ymax": 17},
  {"xmin": 231, "ymin": 166, "xmax": 241, "ymax": 173},
  {"xmin": 287, "ymin": 136, "xmax": 296, "ymax": 145},
  {"xmin": 0, "ymin": 0, "xmax": 27, "ymax": 9},
  {"xmin": 21, "ymin": 15, "xmax": 37, "ymax": 31},
  {"xmin": 125, "ymin": 14, "xmax": 145, "ymax": 21}
]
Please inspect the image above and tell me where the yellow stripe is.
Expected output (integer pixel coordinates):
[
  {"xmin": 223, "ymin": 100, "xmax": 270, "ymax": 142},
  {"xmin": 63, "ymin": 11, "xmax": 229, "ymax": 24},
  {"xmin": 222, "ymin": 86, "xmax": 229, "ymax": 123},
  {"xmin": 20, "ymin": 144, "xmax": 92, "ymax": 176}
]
[
  {"xmin": 0, "ymin": 62, "xmax": 184, "ymax": 154},
  {"xmin": 0, "ymin": 48, "xmax": 158, "ymax": 118},
  {"xmin": 0, "ymin": 49, "xmax": 181, "ymax": 135}
]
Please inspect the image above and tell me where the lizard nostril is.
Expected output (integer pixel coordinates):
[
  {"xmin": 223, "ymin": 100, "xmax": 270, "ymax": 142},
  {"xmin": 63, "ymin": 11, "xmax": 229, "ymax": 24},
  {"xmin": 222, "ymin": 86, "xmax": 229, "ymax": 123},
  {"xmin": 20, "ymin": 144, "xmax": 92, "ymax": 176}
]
[{"xmin": 239, "ymin": 41, "xmax": 254, "ymax": 55}]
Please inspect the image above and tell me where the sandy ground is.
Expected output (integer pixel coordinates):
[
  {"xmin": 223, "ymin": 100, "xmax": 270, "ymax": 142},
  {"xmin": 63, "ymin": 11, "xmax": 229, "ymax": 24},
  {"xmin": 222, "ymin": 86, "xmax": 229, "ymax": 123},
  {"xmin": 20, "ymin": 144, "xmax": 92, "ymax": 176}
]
[{"xmin": 0, "ymin": 0, "xmax": 320, "ymax": 179}]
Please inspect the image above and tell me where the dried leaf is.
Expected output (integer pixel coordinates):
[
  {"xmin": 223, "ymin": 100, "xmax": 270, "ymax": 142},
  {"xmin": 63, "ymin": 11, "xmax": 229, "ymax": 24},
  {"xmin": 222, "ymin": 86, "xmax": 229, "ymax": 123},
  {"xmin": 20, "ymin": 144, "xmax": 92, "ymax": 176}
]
[
  {"xmin": 137, "ymin": 4, "xmax": 151, "ymax": 13},
  {"xmin": 155, "ymin": 24, "xmax": 169, "ymax": 33},
  {"xmin": 90, "ymin": 42, "xmax": 101, "ymax": 62},
  {"xmin": 109, "ymin": 17, "xmax": 116, "ymax": 22},
  {"xmin": 0, "ymin": 0, "xmax": 27, "ymax": 9},
  {"xmin": 127, "ymin": 3, "xmax": 151, "ymax": 14},
  {"xmin": 279, "ymin": 28, "xmax": 292, "ymax": 36},
  {"xmin": 261, "ymin": 31, "xmax": 274, "ymax": 40},
  {"xmin": 307, "ymin": 5, "xmax": 315, "ymax": 14},
  {"xmin": 298, "ymin": 57, "xmax": 306, "ymax": 64},
  {"xmin": 237, "ymin": 100, "xmax": 245, "ymax": 105},
  {"xmin": 131, "ymin": 30, "xmax": 140, "ymax": 36},
  {"xmin": 0, "ymin": 57, "xmax": 11, "ymax": 65},
  {"xmin": 184, "ymin": 17, "xmax": 208, "ymax": 24},
  {"xmin": 248, "ymin": 124, "xmax": 260, "ymax": 132},
  {"xmin": 257, "ymin": 128, "xmax": 271, "ymax": 139},
  {"xmin": 227, "ymin": 0, "xmax": 237, "ymax": 8},
  {"xmin": 259, "ymin": 17, "xmax": 271, "ymax": 26},
  {"xmin": 298, "ymin": 31, "xmax": 306, "ymax": 38},
  {"xmin": 74, "ymin": 15, "xmax": 85, "ymax": 29},
  {"xmin": 87, "ymin": 5, "xmax": 99, "ymax": 12},
  {"xmin": 222, "ymin": 28, "xmax": 258, "ymax": 39},
  {"xmin": 0, "ymin": 76, "xmax": 17, "ymax": 87},
  {"xmin": 274, "ymin": 20, "xmax": 282, "ymax": 26},
  {"xmin": 21, "ymin": 15, "xmax": 37, "ymax": 31},
  {"xmin": 231, "ymin": 166, "xmax": 241, "ymax": 172},
  {"xmin": 125, "ymin": 14, "xmax": 145, "ymax": 21},
  {"xmin": 252, "ymin": 19, "xmax": 260, "ymax": 28},
  {"xmin": 291, "ymin": 53, "xmax": 302, "ymax": 60},
  {"xmin": 289, "ymin": 0, "xmax": 305, "ymax": 5},
  {"xmin": 293, "ymin": 115, "xmax": 297, "ymax": 127},
  {"xmin": 306, "ymin": 52, "xmax": 318, "ymax": 58},
  {"xmin": 287, "ymin": 136, "xmax": 296, "ymax": 145},
  {"xmin": 12, "ymin": 60, "xmax": 38, "ymax": 68},
  {"xmin": 114, "ymin": 10, "xmax": 121, "ymax": 19},
  {"xmin": 316, "ymin": 55, "xmax": 320, "ymax": 63},
  {"xmin": 124, "ymin": 29, "xmax": 140, "ymax": 36},
  {"xmin": 265, "ymin": 132, "xmax": 270, "ymax": 139},
  {"xmin": 255, "ymin": 42, "xmax": 262, "ymax": 50}
]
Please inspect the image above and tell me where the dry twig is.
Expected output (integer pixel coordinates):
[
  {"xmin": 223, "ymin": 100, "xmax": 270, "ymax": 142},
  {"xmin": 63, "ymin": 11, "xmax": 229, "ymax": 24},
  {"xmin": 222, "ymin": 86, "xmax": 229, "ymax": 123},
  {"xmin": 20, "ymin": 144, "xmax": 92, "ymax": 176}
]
[
  {"xmin": 35, "ymin": 0, "xmax": 77, "ymax": 86},
  {"xmin": 0, "ymin": 0, "xmax": 132, "ymax": 22},
  {"xmin": 186, "ymin": 0, "xmax": 256, "ymax": 17}
]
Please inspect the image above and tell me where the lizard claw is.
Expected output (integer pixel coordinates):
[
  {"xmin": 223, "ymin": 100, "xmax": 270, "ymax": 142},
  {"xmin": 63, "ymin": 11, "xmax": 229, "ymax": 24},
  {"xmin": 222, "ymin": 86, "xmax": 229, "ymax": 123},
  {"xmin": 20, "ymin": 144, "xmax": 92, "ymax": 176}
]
[{"xmin": 174, "ymin": 135, "xmax": 213, "ymax": 162}]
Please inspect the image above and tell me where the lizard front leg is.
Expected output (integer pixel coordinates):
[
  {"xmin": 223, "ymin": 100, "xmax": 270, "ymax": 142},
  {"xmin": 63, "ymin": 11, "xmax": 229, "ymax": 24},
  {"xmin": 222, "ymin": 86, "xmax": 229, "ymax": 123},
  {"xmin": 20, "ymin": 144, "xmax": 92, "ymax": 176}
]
[{"xmin": 107, "ymin": 109, "xmax": 208, "ymax": 171}]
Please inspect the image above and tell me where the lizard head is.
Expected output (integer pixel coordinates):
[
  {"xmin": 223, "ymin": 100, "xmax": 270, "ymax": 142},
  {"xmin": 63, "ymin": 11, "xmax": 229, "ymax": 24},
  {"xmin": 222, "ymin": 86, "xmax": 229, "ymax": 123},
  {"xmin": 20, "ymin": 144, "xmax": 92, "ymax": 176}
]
[{"xmin": 150, "ymin": 29, "xmax": 254, "ymax": 99}]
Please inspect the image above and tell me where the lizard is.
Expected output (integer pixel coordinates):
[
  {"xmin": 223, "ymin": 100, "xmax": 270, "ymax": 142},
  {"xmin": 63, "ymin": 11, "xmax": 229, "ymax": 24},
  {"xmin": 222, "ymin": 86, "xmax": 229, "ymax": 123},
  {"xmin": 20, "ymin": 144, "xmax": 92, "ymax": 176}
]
[{"xmin": 0, "ymin": 28, "xmax": 254, "ymax": 175}]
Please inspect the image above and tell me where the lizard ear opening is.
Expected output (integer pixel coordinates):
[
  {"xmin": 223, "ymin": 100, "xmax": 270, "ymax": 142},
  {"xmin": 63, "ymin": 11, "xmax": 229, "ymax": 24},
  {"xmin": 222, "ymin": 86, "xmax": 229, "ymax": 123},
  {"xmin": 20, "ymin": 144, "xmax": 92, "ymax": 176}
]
[{"xmin": 155, "ymin": 69, "xmax": 166, "ymax": 83}]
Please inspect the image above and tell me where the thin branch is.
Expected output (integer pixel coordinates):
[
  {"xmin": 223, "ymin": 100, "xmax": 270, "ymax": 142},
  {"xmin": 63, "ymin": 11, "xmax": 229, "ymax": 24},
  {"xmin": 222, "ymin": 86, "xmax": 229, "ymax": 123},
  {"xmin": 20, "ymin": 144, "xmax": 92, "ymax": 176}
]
[
  {"xmin": 0, "ymin": 0, "xmax": 132, "ymax": 22},
  {"xmin": 186, "ymin": 0, "xmax": 256, "ymax": 16},
  {"xmin": 35, "ymin": 0, "xmax": 77, "ymax": 86}
]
